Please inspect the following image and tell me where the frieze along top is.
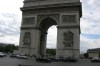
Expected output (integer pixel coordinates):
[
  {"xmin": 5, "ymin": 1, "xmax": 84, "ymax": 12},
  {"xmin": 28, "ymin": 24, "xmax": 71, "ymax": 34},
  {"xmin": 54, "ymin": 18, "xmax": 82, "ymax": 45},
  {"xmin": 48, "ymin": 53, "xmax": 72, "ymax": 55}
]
[
  {"xmin": 24, "ymin": 0, "xmax": 80, "ymax": 2},
  {"xmin": 23, "ymin": 0, "xmax": 80, "ymax": 7},
  {"xmin": 25, "ymin": 0, "xmax": 47, "ymax": 2}
]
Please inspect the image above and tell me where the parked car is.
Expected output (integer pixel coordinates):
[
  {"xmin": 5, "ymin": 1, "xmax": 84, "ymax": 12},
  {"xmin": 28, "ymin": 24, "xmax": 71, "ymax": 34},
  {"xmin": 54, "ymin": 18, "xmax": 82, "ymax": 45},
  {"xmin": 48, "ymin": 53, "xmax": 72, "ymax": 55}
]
[
  {"xmin": 57, "ymin": 57, "xmax": 66, "ymax": 62},
  {"xmin": 9, "ymin": 54, "xmax": 18, "ymax": 58},
  {"xmin": 36, "ymin": 57, "xmax": 51, "ymax": 63},
  {"xmin": 0, "ymin": 54, "xmax": 4, "ymax": 57},
  {"xmin": 0, "ymin": 52, "xmax": 7, "ymax": 58},
  {"xmin": 65, "ymin": 57, "xmax": 78, "ymax": 62},
  {"xmin": 17, "ymin": 55, "xmax": 28, "ymax": 59},
  {"xmin": 91, "ymin": 57, "xmax": 100, "ymax": 62},
  {"xmin": 49, "ymin": 57, "xmax": 58, "ymax": 61}
]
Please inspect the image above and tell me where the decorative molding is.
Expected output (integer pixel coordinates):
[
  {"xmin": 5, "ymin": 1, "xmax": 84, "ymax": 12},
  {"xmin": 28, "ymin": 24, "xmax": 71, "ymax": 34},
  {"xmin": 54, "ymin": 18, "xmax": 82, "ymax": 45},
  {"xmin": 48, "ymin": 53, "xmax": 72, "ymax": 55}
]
[
  {"xmin": 37, "ymin": 14, "xmax": 59, "ymax": 25},
  {"xmin": 20, "ymin": 27, "xmax": 40, "ymax": 30},
  {"xmin": 62, "ymin": 15, "xmax": 76, "ymax": 23},
  {"xmin": 57, "ymin": 26, "xmax": 80, "ymax": 34},
  {"xmin": 63, "ymin": 30, "xmax": 74, "ymax": 47},
  {"xmin": 21, "ymin": 2, "xmax": 81, "ymax": 10},
  {"xmin": 24, "ymin": 0, "xmax": 47, "ymax": 2},
  {"xmin": 23, "ymin": 17, "xmax": 35, "ymax": 25},
  {"xmin": 57, "ymin": 25, "xmax": 80, "ymax": 29},
  {"xmin": 19, "ymin": 47, "xmax": 35, "ymax": 49},
  {"xmin": 57, "ymin": 48, "xmax": 79, "ymax": 50},
  {"xmin": 23, "ymin": 32, "xmax": 31, "ymax": 46}
]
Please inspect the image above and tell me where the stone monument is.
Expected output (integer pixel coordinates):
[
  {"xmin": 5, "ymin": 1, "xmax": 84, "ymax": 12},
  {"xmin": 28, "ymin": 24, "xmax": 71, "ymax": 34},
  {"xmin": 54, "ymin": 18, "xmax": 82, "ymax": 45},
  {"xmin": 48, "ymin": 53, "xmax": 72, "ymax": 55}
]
[{"xmin": 19, "ymin": 0, "xmax": 82, "ymax": 58}]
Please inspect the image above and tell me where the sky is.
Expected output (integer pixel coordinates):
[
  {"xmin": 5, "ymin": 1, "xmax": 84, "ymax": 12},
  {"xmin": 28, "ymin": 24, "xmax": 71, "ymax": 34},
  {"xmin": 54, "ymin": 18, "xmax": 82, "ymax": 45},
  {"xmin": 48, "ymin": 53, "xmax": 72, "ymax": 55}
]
[{"xmin": 0, "ymin": 0, "xmax": 100, "ymax": 52}]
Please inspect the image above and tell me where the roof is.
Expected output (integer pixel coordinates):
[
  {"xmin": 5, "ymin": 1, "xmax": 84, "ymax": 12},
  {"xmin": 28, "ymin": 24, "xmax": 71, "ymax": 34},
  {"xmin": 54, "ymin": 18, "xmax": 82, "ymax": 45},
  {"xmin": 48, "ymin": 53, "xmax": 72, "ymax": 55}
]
[{"xmin": 87, "ymin": 48, "xmax": 100, "ymax": 53}]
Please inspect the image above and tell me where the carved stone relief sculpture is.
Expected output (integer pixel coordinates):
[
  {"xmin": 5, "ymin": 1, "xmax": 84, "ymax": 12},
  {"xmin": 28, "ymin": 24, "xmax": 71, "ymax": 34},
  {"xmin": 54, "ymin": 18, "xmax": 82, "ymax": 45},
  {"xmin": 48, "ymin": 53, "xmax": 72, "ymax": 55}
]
[
  {"xmin": 23, "ymin": 32, "xmax": 31, "ymax": 45},
  {"xmin": 62, "ymin": 15, "xmax": 76, "ymax": 23},
  {"xmin": 23, "ymin": 17, "xmax": 35, "ymax": 25},
  {"xmin": 63, "ymin": 30, "xmax": 74, "ymax": 47}
]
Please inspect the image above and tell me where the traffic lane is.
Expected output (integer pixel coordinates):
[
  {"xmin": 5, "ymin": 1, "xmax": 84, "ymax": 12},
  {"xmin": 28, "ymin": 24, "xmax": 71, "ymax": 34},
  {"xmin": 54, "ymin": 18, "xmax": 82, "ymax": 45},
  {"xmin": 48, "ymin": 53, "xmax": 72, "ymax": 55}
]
[{"xmin": 0, "ymin": 57, "xmax": 100, "ymax": 66}]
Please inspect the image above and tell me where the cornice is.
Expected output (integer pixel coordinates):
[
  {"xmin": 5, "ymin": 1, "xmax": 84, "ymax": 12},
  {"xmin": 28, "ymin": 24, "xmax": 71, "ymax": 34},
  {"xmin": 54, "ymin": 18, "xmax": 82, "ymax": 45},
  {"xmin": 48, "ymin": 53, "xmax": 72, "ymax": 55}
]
[
  {"xmin": 57, "ymin": 25, "xmax": 80, "ymax": 29},
  {"xmin": 20, "ymin": 27, "xmax": 40, "ymax": 30},
  {"xmin": 21, "ymin": 2, "xmax": 82, "ymax": 17}
]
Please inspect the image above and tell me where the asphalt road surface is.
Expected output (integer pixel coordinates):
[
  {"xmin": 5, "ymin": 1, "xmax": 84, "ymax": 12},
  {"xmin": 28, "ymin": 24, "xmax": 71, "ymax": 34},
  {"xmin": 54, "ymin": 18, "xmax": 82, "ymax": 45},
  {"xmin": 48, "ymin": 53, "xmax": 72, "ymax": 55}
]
[{"xmin": 0, "ymin": 56, "xmax": 100, "ymax": 66}]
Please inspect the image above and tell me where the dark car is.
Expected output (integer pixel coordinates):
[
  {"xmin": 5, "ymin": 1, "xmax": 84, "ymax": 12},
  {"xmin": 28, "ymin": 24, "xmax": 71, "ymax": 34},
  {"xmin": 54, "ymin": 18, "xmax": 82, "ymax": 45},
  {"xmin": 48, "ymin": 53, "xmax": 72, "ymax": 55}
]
[
  {"xmin": 91, "ymin": 57, "xmax": 100, "ymax": 62},
  {"xmin": 36, "ymin": 58, "xmax": 51, "ymax": 63},
  {"xmin": 65, "ymin": 57, "xmax": 78, "ymax": 62},
  {"xmin": 49, "ymin": 57, "xmax": 58, "ymax": 61},
  {"xmin": 57, "ymin": 57, "xmax": 66, "ymax": 62}
]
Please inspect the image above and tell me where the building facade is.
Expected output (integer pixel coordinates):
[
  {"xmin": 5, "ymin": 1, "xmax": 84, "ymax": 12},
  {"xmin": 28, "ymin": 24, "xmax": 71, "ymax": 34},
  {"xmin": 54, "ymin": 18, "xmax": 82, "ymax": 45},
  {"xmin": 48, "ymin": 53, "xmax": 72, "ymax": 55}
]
[
  {"xmin": 87, "ymin": 48, "xmax": 100, "ymax": 58},
  {"xmin": 19, "ymin": 0, "xmax": 82, "ymax": 58}
]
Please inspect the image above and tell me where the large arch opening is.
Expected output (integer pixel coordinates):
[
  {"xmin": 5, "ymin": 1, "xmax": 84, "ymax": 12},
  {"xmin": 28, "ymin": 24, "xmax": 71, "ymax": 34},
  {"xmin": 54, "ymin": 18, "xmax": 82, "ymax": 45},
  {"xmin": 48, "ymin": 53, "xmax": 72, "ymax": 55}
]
[
  {"xmin": 39, "ymin": 17, "xmax": 57, "ymax": 57},
  {"xmin": 46, "ymin": 26, "xmax": 57, "ymax": 56}
]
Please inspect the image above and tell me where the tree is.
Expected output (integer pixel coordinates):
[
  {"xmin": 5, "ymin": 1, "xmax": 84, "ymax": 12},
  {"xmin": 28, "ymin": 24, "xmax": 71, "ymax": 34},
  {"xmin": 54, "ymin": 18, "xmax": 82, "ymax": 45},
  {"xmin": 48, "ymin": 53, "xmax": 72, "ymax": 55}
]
[
  {"xmin": 0, "ymin": 46, "xmax": 5, "ymax": 52},
  {"xmin": 46, "ymin": 49, "xmax": 56, "ymax": 56},
  {"xmin": 84, "ymin": 53, "xmax": 88, "ymax": 58},
  {"xmin": 0, "ymin": 43, "xmax": 19, "ymax": 53}
]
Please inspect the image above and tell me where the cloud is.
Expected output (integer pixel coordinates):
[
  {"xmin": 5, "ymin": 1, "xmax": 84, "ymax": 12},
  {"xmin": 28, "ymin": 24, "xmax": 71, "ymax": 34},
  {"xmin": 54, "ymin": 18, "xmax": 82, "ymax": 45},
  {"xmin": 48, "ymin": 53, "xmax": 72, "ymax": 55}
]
[
  {"xmin": 0, "ymin": 0, "xmax": 23, "ymax": 14},
  {"xmin": 88, "ymin": 0, "xmax": 95, "ymax": 5},
  {"xmin": 0, "ymin": 35, "xmax": 19, "ymax": 45},
  {"xmin": 80, "ymin": 0, "xmax": 100, "ymax": 34},
  {"xmin": 0, "ymin": 0, "xmax": 23, "ymax": 45},
  {"xmin": 79, "ymin": 0, "xmax": 100, "ymax": 52},
  {"xmin": 0, "ymin": 13, "xmax": 21, "ymax": 35},
  {"xmin": 0, "ymin": 13, "xmax": 21, "ymax": 44}
]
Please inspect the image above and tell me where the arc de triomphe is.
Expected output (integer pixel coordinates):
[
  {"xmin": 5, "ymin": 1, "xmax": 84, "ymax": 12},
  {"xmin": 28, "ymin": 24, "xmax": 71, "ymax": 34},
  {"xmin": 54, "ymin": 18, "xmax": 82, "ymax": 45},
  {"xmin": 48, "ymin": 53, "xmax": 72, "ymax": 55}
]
[{"xmin": 19, "ymin": 0, "xmax": 82, "ymax": 58}]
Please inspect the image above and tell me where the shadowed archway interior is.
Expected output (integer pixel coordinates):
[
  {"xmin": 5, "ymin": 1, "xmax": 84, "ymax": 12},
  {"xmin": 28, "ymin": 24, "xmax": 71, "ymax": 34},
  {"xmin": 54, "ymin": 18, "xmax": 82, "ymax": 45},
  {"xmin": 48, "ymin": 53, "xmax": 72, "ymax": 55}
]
[
  {"xmin": 39, "ymin": 17, "xmax": 57, "ymax": 56},
  {"xmin": 39, "ymin": 17, "xmax": 57, "ymax": 32}
]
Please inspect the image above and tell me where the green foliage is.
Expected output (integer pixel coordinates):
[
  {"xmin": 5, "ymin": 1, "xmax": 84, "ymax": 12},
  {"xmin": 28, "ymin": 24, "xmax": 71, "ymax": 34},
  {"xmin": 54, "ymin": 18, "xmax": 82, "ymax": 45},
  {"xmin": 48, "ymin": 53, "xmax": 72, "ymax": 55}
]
[
  {"xmin": 46, "ymin": 49, "xmax": 56, "ymax": 56},
  {"xmin": 0, "ymin": 46, "xmax": 5, "ymax": 52},
  {"xmin": 84, "ymin": 53, "xmax": 88, "ymax": 58},
  {"xmin": 99, "ymin": 53, "xmax": 100, "ymax": 58},
  {"xmin": 0, "ymin": 43, "xmax": 18, "ymax": 53}
]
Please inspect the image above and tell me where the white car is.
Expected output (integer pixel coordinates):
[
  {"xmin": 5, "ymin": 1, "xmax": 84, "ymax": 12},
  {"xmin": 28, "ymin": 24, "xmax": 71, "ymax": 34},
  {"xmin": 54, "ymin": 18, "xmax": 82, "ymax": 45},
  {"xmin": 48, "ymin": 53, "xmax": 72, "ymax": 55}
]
[
  {"xmin": 0, "ymin": 52, "xmax": 6, "ymax": 57},
  {"xmin": 17, "ymin": 55, "xmax": 28, "ymax": 59},
  {"xmin": 91, "ymin": 57, "xmax": 100, "ymax": 62}
]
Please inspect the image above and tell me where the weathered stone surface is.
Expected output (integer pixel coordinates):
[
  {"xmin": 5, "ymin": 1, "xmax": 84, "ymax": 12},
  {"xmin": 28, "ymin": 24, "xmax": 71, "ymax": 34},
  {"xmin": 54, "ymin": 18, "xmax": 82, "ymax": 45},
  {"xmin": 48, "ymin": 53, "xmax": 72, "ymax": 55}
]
[
  {"xmin": 19, "ymin": 0, "xmax": 82, "ymax": 58},
  {"xmin": 23, "ymin": 0, "xmax": 81, "ymax": 7}
]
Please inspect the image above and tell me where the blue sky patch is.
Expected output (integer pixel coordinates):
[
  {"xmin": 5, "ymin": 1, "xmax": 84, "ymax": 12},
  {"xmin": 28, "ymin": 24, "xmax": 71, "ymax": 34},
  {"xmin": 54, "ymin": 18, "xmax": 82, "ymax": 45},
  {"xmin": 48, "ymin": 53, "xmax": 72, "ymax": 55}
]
[{"xmin": 81, "ymin": 33, "xmax": 100, "ymax": 39}]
